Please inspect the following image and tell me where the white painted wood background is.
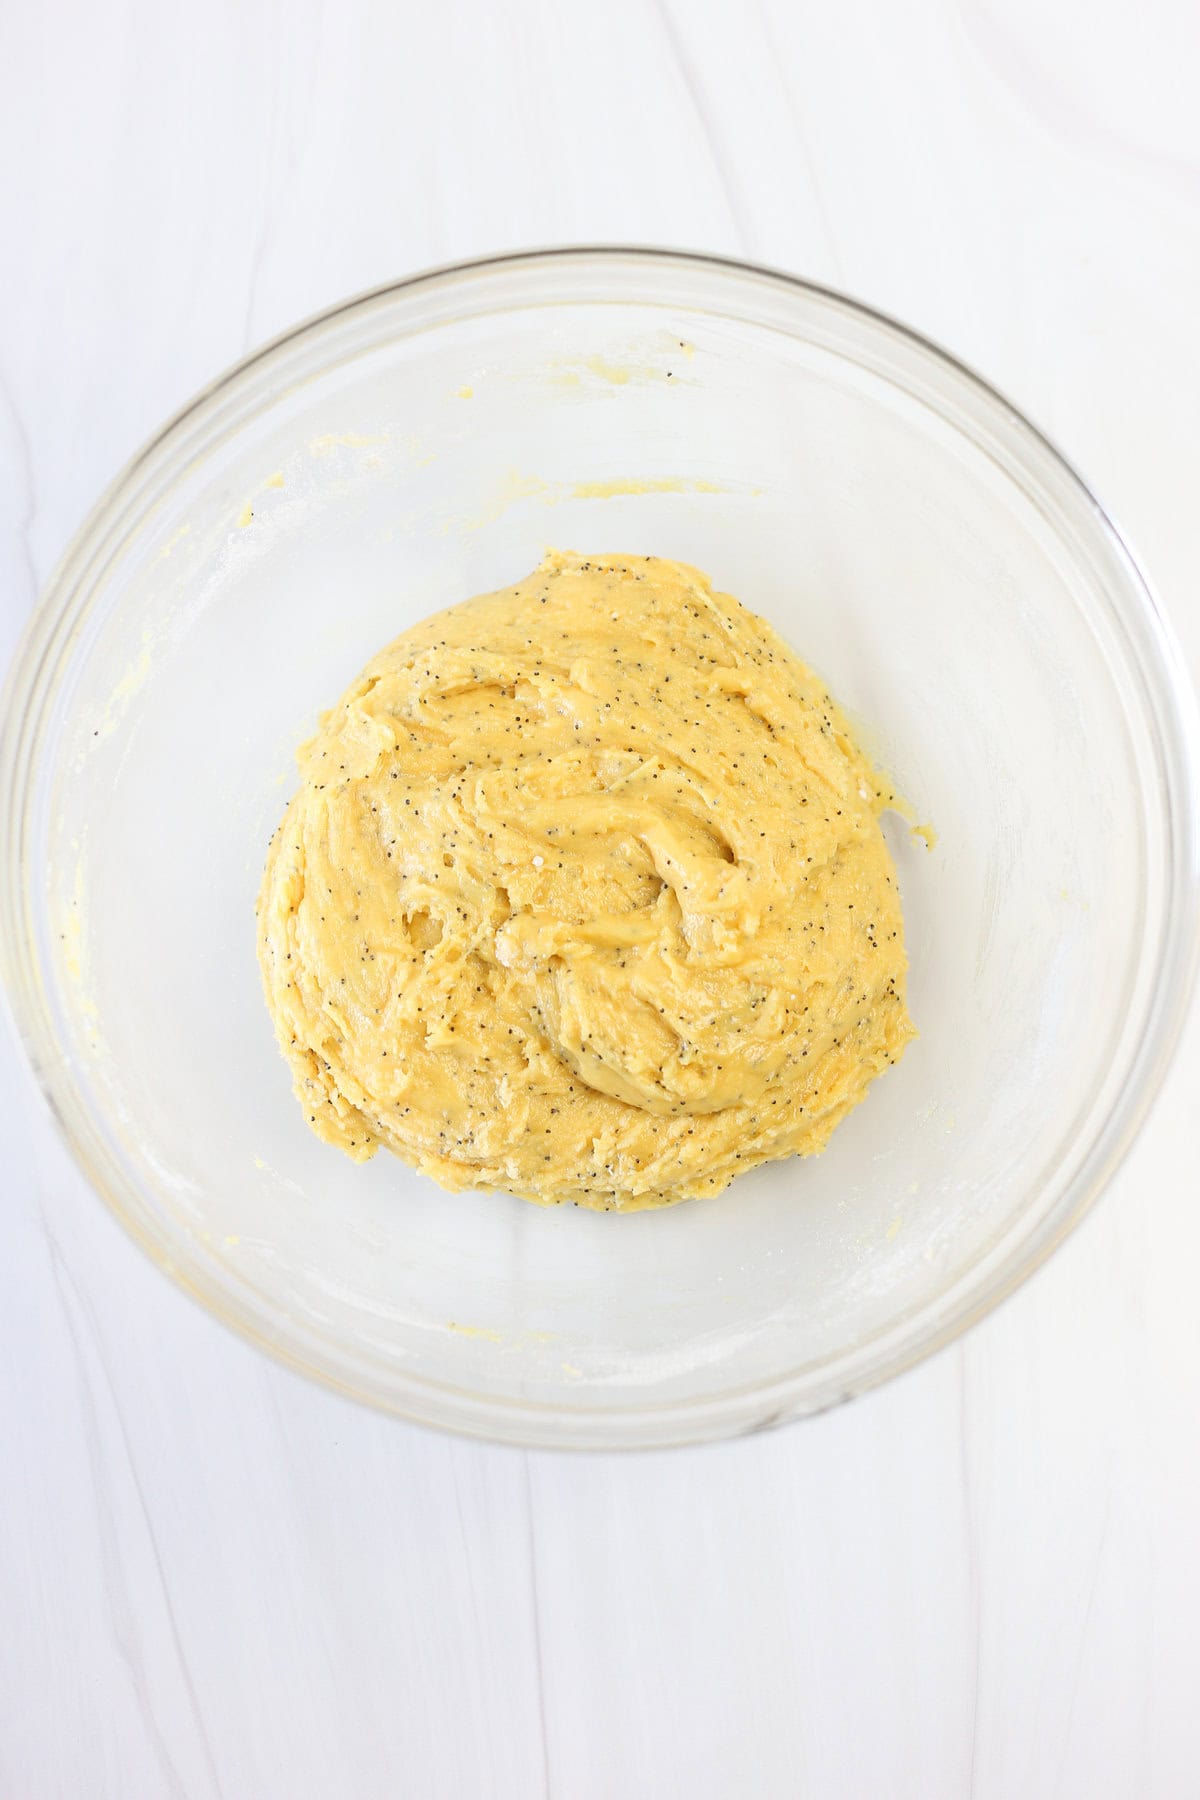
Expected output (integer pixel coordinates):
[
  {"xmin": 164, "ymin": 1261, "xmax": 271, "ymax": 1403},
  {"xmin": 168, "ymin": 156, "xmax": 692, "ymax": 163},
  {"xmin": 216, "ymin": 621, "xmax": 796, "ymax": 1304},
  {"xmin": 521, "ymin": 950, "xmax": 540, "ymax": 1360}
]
[{"xmin": 2, "ymin": 3, "xmax": 1199, "ymax": 1795}]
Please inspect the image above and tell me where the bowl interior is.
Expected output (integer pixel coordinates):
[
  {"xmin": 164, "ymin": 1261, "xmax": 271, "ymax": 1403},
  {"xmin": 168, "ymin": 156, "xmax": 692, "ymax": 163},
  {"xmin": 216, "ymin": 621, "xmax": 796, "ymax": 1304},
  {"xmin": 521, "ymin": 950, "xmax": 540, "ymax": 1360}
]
[{"xmin": 14, "ymin": 256, "xmax": 1183, "ymax": 1444}]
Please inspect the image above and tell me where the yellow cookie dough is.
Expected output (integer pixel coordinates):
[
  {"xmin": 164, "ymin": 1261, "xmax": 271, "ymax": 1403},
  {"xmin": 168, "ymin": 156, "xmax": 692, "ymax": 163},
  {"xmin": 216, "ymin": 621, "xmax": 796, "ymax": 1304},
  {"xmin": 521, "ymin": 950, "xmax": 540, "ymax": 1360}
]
[{"xmin": 258, "ymin": 552, "xmax": 914, "ymax": 1209}]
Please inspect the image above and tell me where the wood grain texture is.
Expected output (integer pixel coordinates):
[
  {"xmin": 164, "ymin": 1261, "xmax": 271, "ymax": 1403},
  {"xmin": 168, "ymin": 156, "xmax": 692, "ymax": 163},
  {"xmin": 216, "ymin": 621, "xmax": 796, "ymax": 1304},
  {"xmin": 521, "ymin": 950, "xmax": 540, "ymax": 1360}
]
[{"xmin": 1, "ymin": 1, "xmax": 1198, "ymax": 1794}]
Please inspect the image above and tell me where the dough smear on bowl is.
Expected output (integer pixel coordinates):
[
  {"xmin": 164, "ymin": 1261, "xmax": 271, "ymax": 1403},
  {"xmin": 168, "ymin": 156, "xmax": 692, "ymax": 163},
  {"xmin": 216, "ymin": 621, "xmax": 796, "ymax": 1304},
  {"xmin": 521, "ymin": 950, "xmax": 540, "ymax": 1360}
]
[{"xmin": 258, "ymin": 551, "xmax": 915, "ymax": 1210}]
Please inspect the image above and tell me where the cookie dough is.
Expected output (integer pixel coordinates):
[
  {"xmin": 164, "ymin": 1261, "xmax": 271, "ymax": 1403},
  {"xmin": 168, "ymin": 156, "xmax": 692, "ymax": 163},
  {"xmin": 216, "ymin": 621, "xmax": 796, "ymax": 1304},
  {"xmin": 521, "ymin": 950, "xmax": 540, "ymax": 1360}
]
[{"xmin": 258, "ymin": 552, "xmax": 914, "ymax": 1209}]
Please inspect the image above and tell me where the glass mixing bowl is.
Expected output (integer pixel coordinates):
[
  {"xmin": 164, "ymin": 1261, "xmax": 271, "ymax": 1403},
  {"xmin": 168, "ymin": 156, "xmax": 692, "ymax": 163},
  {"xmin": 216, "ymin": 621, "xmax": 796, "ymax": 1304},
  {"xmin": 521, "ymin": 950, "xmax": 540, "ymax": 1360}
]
[{"xmin": 2, "ymin": 250, "xmax": 1197, "ymax": 1448}]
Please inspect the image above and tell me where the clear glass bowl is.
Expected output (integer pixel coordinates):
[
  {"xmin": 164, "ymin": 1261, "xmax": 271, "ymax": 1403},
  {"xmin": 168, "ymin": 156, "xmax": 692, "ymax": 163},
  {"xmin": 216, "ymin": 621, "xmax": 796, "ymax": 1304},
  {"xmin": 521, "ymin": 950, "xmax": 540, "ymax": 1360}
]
[{"xmin": 3, "ymin": 249, "xmax": 1197, "ymax": 1448}]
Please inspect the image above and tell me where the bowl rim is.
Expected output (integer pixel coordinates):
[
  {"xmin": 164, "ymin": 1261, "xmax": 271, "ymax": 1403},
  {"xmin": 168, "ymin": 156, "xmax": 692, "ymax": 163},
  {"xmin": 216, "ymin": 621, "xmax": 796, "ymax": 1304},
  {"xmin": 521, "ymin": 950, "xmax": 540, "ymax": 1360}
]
[{"xmin": 3, "ymin": 244, "xmax": 1198, "ymax": 1449}]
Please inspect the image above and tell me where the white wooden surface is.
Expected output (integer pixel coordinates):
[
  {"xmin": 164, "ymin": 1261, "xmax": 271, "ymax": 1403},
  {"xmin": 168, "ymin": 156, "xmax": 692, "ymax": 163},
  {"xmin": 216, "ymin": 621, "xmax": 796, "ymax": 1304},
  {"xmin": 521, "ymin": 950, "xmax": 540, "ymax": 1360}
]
[{"xmin": 3, "ymin": 3, "xmax": 1199, "ymax": 1795}]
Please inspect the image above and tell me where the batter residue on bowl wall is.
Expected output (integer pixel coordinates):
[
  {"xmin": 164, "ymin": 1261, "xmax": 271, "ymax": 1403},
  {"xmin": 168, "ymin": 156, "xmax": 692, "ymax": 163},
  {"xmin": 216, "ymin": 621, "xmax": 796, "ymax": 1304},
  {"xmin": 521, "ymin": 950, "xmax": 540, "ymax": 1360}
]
[{"xmin": 257, "ymin": 551, "xmax": 915, "ymax": 1210}]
